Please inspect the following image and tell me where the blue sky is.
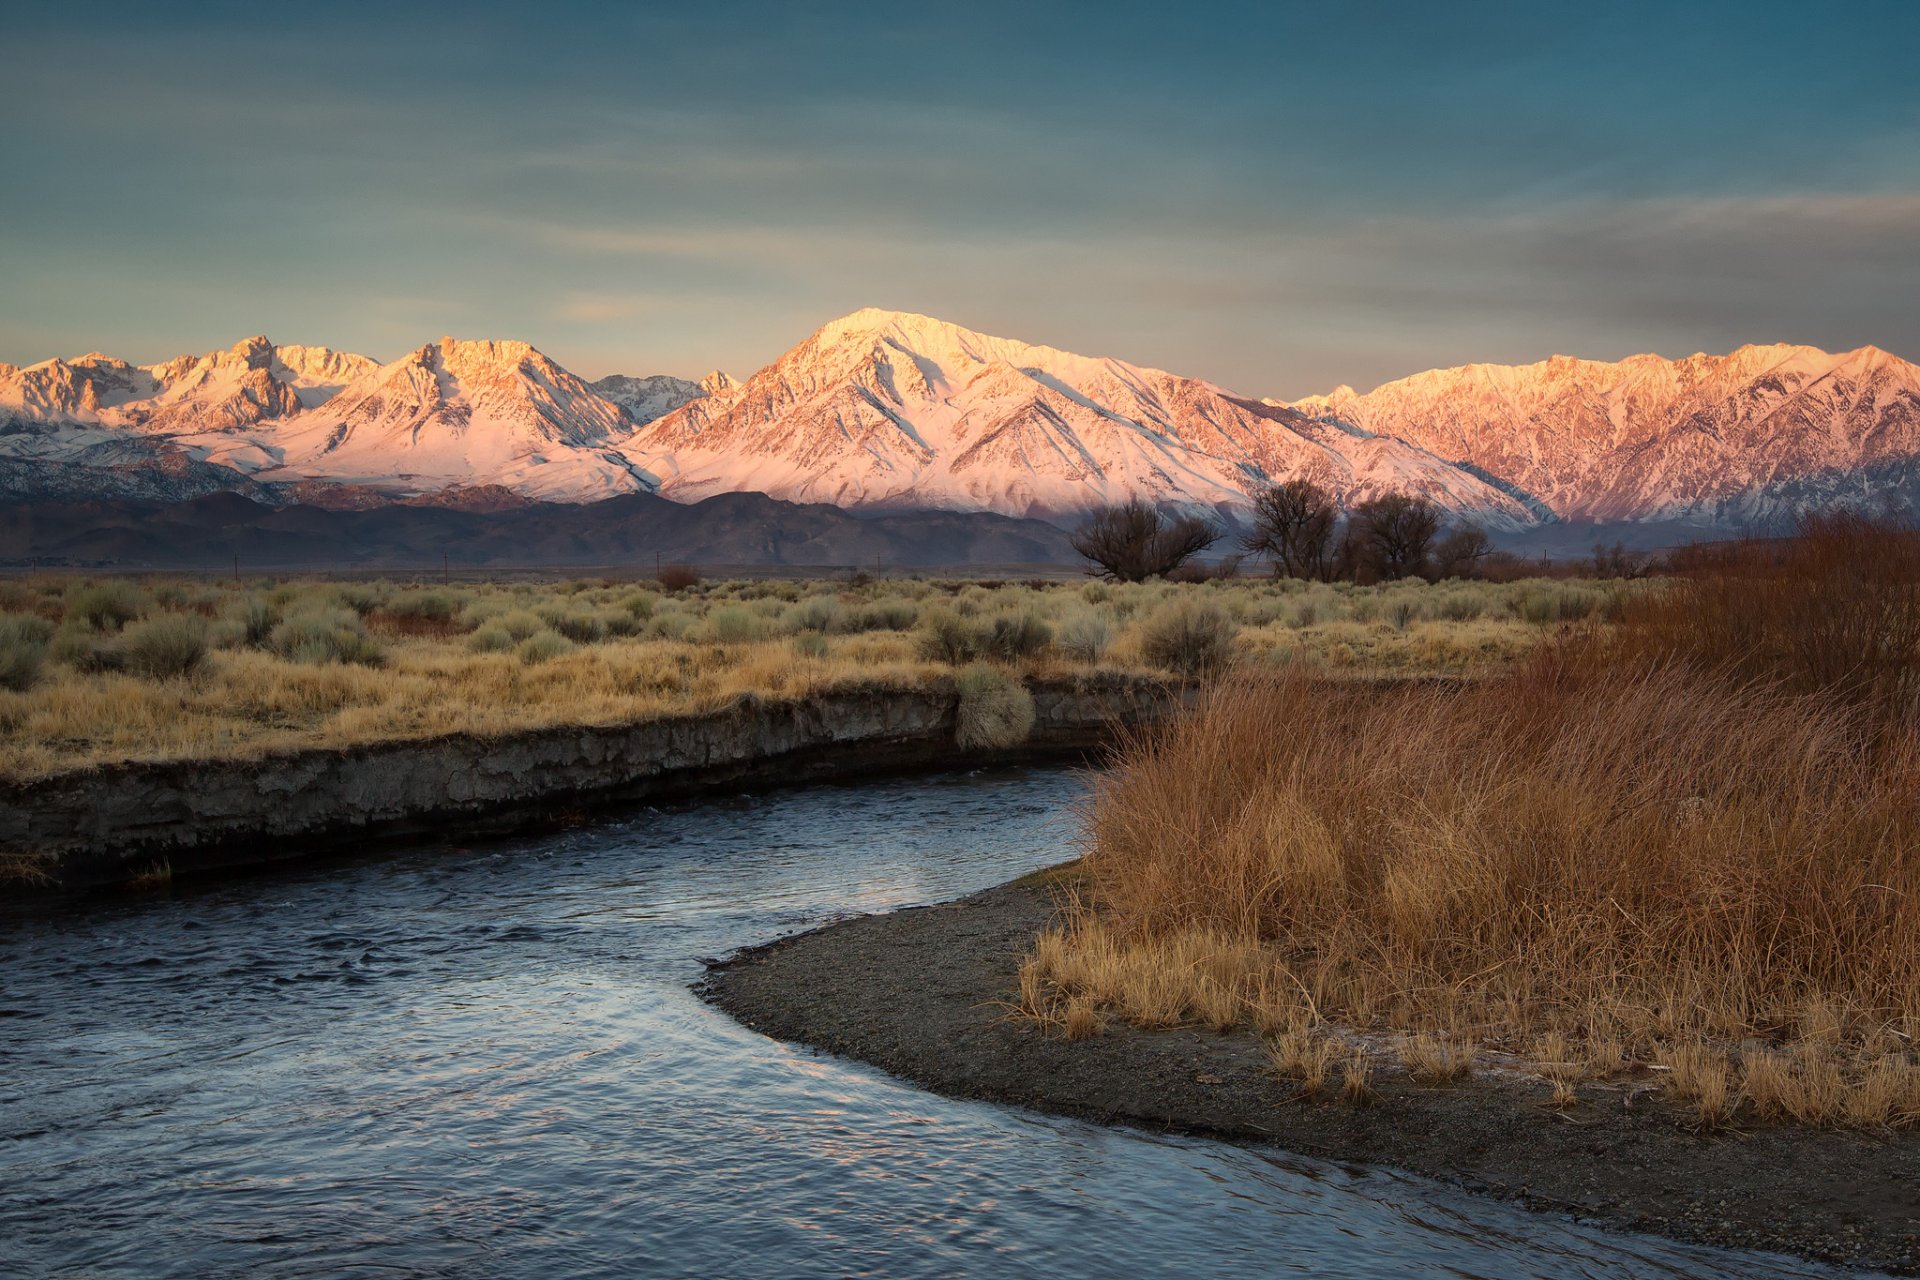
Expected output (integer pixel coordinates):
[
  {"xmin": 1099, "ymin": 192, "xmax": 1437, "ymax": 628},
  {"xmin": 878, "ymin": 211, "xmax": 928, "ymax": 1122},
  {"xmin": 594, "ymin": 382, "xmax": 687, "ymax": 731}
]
[{"xmin": 4, "ymin": 0, "xmax": 1917, "ymax": 396}]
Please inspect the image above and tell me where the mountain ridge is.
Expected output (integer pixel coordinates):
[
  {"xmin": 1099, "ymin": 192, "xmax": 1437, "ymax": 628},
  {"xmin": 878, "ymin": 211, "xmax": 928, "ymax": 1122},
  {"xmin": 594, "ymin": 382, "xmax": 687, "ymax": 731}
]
[{"xmin": 5, "ymin": 312, "xmax": 1919, "ymax": 537}]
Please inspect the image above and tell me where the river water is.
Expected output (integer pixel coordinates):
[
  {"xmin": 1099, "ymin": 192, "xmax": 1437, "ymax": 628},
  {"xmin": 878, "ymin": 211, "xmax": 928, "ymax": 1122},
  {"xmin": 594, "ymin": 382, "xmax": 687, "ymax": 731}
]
[{"xmin": 0, "ymin": 766, "xmax": 1862, "ymax": 1278}]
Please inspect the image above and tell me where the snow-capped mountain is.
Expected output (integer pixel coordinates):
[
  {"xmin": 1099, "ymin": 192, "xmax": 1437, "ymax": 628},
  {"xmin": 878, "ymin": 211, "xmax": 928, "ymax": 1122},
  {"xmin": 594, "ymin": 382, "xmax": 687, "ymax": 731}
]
[
  {"xmin": 0, "ymin": 336, "xmax": 376, "ymax": 433},
  {"xmin": 1283, "ymin": 344, "xmax": 1920, "ymax": 526},
  {"xmin": 252, "ymin": 337, "xmax": 656, "ymax": 502},
  {"xmin": 8, "ymin": 315, "xmax": 1918, "ymax": 538},
  {"xmin": 625, "ymin": 308, "xmax": 1536, "ymax": 527},
  {"xmin": 589, "ymin": 373, "xmax": 705, "ymax": 424}
]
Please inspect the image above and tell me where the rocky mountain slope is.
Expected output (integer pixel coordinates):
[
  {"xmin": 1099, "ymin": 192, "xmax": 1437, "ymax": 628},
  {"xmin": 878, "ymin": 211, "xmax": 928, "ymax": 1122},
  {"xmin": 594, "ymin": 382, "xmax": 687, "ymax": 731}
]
[
  {"xmin": 626, "ymin": 308, "xmax": 1536, "ymax": 527},
  {"xmin": 1283, "ymin": 344, "xmax": 1920, "ymax": 526}
]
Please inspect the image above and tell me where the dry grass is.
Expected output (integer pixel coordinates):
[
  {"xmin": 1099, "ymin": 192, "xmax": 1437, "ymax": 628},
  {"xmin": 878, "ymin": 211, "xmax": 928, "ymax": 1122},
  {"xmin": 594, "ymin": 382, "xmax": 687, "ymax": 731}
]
[
  {"xmin": 0, "ymin": 572, "xmax": 1578, "ymax": 780},
  {"xmin": 1018, "ymin": 519, "xmax": 1920, "ymax": 1129}
]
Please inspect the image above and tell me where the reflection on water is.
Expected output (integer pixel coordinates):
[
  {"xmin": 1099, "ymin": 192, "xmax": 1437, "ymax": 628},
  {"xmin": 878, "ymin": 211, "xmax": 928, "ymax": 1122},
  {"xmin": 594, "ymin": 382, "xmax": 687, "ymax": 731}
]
[{"xmin": 0, "ymin": 768, "xmax": 1866, "ymax": 1278}]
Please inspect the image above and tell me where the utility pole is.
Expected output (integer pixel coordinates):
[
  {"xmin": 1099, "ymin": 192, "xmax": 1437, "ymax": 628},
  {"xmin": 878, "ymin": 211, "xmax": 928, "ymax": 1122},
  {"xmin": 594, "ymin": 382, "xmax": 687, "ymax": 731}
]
[
  {"xmin": 232, "ymin": 553, "xmax": 240, "ymax": 586},
  {"xmin": 443, "ymin": 552, "xmax": 450, "ymax": 586}
]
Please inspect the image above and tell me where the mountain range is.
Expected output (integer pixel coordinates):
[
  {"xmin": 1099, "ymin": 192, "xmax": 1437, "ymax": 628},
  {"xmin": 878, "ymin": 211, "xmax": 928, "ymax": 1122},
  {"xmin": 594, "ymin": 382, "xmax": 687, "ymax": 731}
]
[{"xmin": 5, "ymin": 310, "xmax": 1918, "ymax": 553}]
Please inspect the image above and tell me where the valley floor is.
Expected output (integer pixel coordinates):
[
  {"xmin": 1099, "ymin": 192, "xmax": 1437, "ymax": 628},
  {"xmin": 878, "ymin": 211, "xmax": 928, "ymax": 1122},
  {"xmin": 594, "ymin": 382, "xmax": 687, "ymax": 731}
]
[{"xmin": 0, "ymin": 572, "xmax": 1599, "ymax": 781}]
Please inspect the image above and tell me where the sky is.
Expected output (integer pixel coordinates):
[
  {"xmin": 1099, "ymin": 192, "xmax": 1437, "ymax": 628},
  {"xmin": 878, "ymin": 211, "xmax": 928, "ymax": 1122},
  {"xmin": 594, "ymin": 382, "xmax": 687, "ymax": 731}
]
[{"xmin": 3, "ymin": 0, "xmax": 1918, "ymax": 399}]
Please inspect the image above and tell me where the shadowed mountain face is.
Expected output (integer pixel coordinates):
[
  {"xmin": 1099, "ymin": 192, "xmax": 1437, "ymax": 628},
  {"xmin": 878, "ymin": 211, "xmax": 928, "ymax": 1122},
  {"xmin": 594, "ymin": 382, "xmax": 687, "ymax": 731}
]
[{"xmin": 0, "ymin": 490, "xmax": 1078, "ymax": 570}]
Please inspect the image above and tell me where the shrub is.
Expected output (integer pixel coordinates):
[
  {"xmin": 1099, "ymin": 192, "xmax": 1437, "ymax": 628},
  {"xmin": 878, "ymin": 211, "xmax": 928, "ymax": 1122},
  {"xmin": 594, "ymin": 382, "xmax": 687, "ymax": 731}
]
[
  {"xmin": 849, "ymin": 598, "xmax": 920, "ymax": 632},
  {"xmin": 467, "ymin": 623, "xmax": 517, "ymax": 653},
  {"xmin": 540, "ymin": 609, "xmax": 606, "ymax": 644},
  {"xmin": 494, "ymin": 610, "xmax": 547, "ymax": 642},
  {"xmin": 982, "ymin": 610, "xmax": 1053, "ymax": 661},
  {"xmin": 657, "ymin": 564, "xmax": 701, "ymax": 593},
  {"xmin": 782, "ymin": 595, "xmax": 844, "ymax": 634},
  {"xmin": 330, "ymin": 583, "xmax": 383, "ymax": 616},
  {"xmin": 703, "ymin": 606, "xmax": 764, "ymax": 644},
  {"xmin": 648, "ymin": 611, "xmax": 693, "ymax": 641},
  {"xmin": 65, "ymin": 581, "xmax": 142, "ymax": 632},
  {"xmin": 1137, "ymin": 596, "xmax": 1238, "ymax": 677},
  {"xmin": 385, "ymin": 590, "xmax": 463, "ymax": 632},
  {"xmin": 954, "ymin": 664, "xmax": 1035, "ymax": 749},
  {"xmin": 622, "ymin": 590, "xmax": 659, "ymax": 621},
  {"xmin": 270, "ymin": 610, "xmax": 385, "ymax": 666},
  {"xmin": 917, "ymin": 607, "xmax": 983, "ymax": 664},
  {"xmin": 1057, "ymin": 610, "xmax": 1114, "ymax": 663},
  {"xmin": 122, "ymin": 613, "xmax": 208, "ymax": 680},
  {"xmin": 517, "ymin": 630, "xmax": 574, "ymax": 664},
  {"xmin": 50, "ymin": 623, "xmax": 122, "ymax": 673},
  {"xmin": 230, "ymin": 595, "xmax": 281, "ymax": 647},
  {"xmin": 0, "ymin": 613, "xmax": 53, "ymax": 691},
  {"xmin": 792, "ymin": 632, "xmax": 831, "ymax": 659}
]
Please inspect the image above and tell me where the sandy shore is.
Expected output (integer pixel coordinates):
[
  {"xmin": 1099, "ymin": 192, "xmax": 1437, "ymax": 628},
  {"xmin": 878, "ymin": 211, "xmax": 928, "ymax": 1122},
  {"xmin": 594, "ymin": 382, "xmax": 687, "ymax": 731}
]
[{"xmin": 706, "ymin": 877, "xmax": 1920, "ymax": 1273}]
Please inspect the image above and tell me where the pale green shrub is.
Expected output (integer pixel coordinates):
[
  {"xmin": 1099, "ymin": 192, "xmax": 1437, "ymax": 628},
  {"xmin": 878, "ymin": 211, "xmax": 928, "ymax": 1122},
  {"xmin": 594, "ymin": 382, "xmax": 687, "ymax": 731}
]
[
  {"xmin": 1138, "ymin": 596, "xmax": 1239, "ymax": 677},
  {"xmin": 0, "ymin": 614, "xmax": 53, "ymax": 691},
  {"xmin": 122, "ymin": 613, "xmax": 208, "ymax": 680},
  {"xmin": 954, "ymin": 664, "xmax": 1035, "ymax": 749},
  {"xmin": 517, "ymin": 630, "xmax": 574, "ymax": 664}
]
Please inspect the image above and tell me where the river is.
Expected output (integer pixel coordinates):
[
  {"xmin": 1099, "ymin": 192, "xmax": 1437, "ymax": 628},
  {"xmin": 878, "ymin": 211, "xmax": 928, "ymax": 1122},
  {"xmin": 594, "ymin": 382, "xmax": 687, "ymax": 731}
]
[{"xmin": 0, "ymin": 766, "xmax": 1862, "ymax": 1278}]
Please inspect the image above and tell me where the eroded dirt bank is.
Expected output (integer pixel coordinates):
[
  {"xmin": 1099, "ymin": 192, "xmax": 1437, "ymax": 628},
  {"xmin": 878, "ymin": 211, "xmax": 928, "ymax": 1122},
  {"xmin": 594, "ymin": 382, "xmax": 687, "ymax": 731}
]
[
  {"xmin": 0, "ymin": 674, "xmax": 1181, "ymax": 890},
  {"xmin": 706, "ymin": 879, "xmax": 1920, "ymax": 1274}
]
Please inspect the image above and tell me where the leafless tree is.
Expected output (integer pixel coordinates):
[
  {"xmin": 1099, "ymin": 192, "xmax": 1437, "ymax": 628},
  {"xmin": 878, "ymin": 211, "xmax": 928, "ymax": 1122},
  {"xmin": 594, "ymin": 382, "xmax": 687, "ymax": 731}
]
[
  {"xmin": 1071, "ymin": 499, "xmax": 1223, "ymax": 582},
  {"xmin": 1241, "ymin": 479, "xmax": 1337, "ymax": 579},
  {"xmin": 1349, "ymin": 493, "xmax": 1442, "ymax": 580},
  {"xmin": 1432, "ymin": 525, "xmax": 1494, "ymax": 579}
]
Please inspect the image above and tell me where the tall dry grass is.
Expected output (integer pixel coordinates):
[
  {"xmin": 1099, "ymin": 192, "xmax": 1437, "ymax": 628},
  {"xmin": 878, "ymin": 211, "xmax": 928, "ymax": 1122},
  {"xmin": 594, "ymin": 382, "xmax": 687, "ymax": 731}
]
[{"xmin": 1023, "ymin": 517, "xmax": 1920, "ymax": 1128}]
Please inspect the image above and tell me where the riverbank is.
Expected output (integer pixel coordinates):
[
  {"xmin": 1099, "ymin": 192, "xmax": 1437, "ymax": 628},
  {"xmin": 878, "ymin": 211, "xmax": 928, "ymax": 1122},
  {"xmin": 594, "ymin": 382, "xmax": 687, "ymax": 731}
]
[
  {"xmin": 706, "ymin": 876, "xmax": 1920, "ymax": 1274},
  {"xmin": 0, "ymin": 673, "xmax": 1183, "ymax": 891}
]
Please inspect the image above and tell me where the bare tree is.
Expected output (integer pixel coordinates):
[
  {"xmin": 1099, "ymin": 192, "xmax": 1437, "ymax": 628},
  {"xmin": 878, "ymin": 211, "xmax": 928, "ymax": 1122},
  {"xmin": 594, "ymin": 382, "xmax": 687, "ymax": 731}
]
[
  {"xmin": 1431, "ymin": 525, "xmax": 1494, "ymax": 579},
  {"xmin": 1241, "ymin": 479, "xmax": 1337, "ymax": 579},
  {"xmin": 1591, "ymin": 541, "xmax": 1651, "ymax": 579},
  {"xmin": 1071, "ymin": 499, "xmax": 1223, "ymax": 582},
  {"xmin": 1349, "ymin": 493, "xmax": 1442, "ymax": 580}
]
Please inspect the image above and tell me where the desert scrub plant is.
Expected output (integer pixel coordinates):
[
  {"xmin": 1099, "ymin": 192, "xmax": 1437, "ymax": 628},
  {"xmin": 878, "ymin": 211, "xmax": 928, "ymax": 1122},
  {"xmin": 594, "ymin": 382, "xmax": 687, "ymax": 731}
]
[
  {"xmin": 781, "ymin": 595, "xmax": 844, "ymax": 634},
  {"xmin": 0, "ymin": 613, "xmax": 54, "ymax": 692},
  {"xmin": 1136, "ymin": 595, "xmax": 1238, "ymax": 677},
  {"xmin": 229, "ymin": 595, "xmax": 281, "ymax": 648},
  {"xmin": 701, "ymin": 606, "xmax": 765, "ymax": 644},
  {"xmin": 917, "ymin": 607, "xmax": 982, "ymax": 664},
  {"xmin": 270, "ymin": 610, "xmax": 386, "ymax": 666},
  {"xmin": 981, "ymin": 610, "xmax": 1053, "ymax": 661},
  {"xmin": 516, "ymin": 630, "xmax": 574, "ymax": 665},
  {"xmin": 466, "ymin": 622, "xmax": 518, "ymax": 653},
  {"xmin": 64, "ymin": 581, "xmax": 143, "ymax": 632},
  {"xmin": 953, "ymin": 663, "xmax": 1035, "ymax": 749},
  {"xmin": 1056, "ymin": 610, "xmax": 1114, "ymax": 662},
  {"xmin": 122, "ymin": 613, "xmax": 208, "ymax": 680},
  {"xmin": 846, "ymin": 597, "xmax": 921, "ymax": 633}
]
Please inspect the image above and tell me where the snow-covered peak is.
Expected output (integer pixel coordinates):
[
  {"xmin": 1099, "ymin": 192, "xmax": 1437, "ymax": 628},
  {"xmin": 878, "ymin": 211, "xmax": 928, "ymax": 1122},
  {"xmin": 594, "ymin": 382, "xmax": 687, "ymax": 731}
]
[
  {"xmin": 1281, "ymin": 341, "xmax": 1920, "ymax": 525},
  {"xmin": 590, "ymin": 372, "xmax": 705, "ymax": 424},
  {"xmin": 630, "ymin": 309, "xmax": 1536, "ymax": 526}
]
